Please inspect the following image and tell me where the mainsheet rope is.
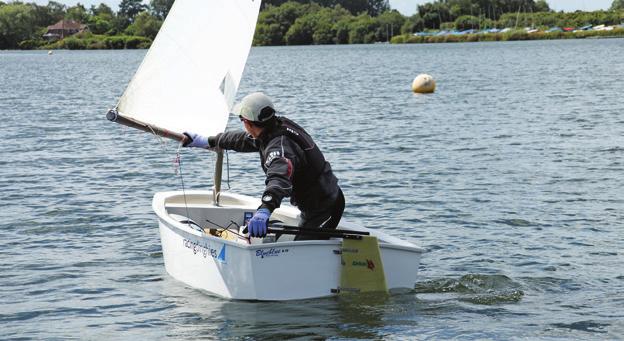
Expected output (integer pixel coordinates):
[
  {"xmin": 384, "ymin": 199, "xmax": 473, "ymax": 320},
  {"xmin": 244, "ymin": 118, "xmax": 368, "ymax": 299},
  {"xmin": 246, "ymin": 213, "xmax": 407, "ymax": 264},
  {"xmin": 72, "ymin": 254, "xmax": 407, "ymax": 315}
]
[
  {"xmin": 173, "ymin": 142, "xmax": 193, "ymax": 229},
  {"xmin": 147, "ymin": 128, "xmax": 233, "ymax": 231},
  {"xmin": 146, "ymin": 126, "xmax": 194, "ymax": 230}
]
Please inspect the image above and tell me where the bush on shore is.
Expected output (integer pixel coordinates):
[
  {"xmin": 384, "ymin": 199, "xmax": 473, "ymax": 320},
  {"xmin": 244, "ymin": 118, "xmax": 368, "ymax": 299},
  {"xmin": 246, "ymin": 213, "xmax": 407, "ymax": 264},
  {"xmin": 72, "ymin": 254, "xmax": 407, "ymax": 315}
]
[{"xmin": 41, "ymin": 33, "xmax": 152, "ymax": 50}]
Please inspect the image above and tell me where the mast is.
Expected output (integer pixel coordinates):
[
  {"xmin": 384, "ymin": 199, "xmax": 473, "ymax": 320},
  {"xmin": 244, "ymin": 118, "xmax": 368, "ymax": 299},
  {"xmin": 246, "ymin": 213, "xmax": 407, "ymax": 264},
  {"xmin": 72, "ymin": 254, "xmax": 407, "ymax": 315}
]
[{"xmin": 213, "ymin": 151, "xmax": 224, "ymax": 205}]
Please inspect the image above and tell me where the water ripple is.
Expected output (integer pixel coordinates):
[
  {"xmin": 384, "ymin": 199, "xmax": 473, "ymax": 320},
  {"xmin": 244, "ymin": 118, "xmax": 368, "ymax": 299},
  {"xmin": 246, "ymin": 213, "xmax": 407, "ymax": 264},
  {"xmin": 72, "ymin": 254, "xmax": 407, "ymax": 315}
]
[{"xmin": 1, "ymin": 40, "xmax": 623, "ymax": 339}]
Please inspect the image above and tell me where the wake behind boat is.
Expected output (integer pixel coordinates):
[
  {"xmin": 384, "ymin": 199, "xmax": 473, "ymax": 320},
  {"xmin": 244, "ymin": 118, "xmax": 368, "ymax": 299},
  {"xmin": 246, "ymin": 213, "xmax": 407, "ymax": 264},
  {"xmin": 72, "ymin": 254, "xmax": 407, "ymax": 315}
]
[{"xmin": 106, "ymin": 0, "xmax": 424, "ymax": 300}]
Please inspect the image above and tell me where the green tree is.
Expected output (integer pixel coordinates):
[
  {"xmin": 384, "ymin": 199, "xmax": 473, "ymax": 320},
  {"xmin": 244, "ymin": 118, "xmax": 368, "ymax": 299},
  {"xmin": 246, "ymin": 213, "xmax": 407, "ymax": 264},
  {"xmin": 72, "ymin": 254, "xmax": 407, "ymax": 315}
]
[
  {"xmin": 66, "ymin": 3, "xmax": 89, "ymax": 22},
  {"xmin": 454, "ymin": 15, "xmax": 479, "ymax": 30},
  {"xmin": 87, "ymin": 3, "xmax": 115, "ymax": 33},
  {"xmin": 612, "ymin": 0, "xmax": 624, "ymax": 10},
  {"xmin": 348, "ymin": 13, "xmax": 378, "ymax": 43},
  {"xmin": 375, "ymin": 10, "xmax": 405, "ymax": 41},
  {"xmin": 29, "ymin": 2, "xmax": 66, "ymax": 28},
  {"xmin": 0, "ymin": 3, "xmax": 38, "ymax": 49},
  {"xmin": 46, "ymin": 1, "xmax": 66, "ymax": 20},
  {"xmin": 150, "ymin": 0, "xmax": 174, "ymax": 19},
  {"xmin": 125, "ymin": 11, "xmax": 162, "ymax": 38},
  {"xmin": 91, "ymin": 3, "xmax": 114, "ymax": 19},
  {"xmin": 110, "ymin": 14, "xmax": 131, "ymax": 34},
  {"xmin": 90, "ymin": 17, "xmax": 112, "ymax": 34},
  {"xmin": 534, "ymin": 0, "xmax": 550, "ymax": 12},
  {"xmin": 418, "ymin": 2, "xmax": 451, "ymax": 29},
  {"xmin": 447, "ymin": 0, "xmax": 477, "ymax": 19},
  {"xmin": 285, "ymin": 14, "xmax": 316, "ymax": 44},
  {"xmin": 284, "ymin": 5, "xmax": 350, "ymax": 44},
  {"xmin": 254, "ymin": 1, "xmax": 312, "ymax": 45},
  {"xmin": 413, "ymin": 0, "xmax": 547, "ymax": 27},
  {"xmin": 119, "ymin": 0, "xmax": 146, "ymax": 21},
  {"xmin": 317, "ymin": 5, "xmax": 350, "ymax": 43},
  {"xmin": 333, "ymin": 16, "xmax": 354, "ymax": 43},
  {"xmin": 401, "ymin": 14, "xmax": 424, "ymax": 34},
  {"xmin": 367, "ymin": 0, "xmax": 389, "ymax": 16},
  {"xmin": 491, "ymin": 0, "xmax": 540, "ymax": 15},
  {"xmin": 254, "ymin": 23, "xmax": 283, "ymax": 45},
  {"xmin": 340, "ymin": 0, "xmax": 368, "ymax": 15}
]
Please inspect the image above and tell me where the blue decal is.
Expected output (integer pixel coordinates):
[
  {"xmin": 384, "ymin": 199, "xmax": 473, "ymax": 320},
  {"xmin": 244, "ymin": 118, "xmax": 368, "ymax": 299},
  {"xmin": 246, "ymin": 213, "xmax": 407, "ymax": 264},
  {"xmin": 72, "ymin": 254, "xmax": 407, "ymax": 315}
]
[
  {"xmin": 255, "ymin": 248, "xmax": 289, "ymax": 259},
  {"xmin": 217, "ymin": 244, "xmax": 226, "ymax": 263}
]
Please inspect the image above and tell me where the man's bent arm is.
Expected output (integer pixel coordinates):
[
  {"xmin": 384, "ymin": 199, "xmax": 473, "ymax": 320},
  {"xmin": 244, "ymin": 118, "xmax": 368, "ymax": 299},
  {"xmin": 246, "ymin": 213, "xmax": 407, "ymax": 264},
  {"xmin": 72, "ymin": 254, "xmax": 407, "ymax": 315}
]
[{"xmin": 211, "ymin": 130, "xmax": 258, "ymax": 152}]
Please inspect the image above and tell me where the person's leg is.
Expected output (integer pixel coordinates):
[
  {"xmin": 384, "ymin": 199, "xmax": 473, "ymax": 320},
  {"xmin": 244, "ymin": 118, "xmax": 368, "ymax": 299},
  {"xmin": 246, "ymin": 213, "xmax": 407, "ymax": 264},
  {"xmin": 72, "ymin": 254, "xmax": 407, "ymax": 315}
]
[
  {"xmin": 320, "ymin": 189, "xmax": 345, "ymax": 230},
  {"xmin": 295, "ymin": 189, "xmax": 345, "ymax": 241}
]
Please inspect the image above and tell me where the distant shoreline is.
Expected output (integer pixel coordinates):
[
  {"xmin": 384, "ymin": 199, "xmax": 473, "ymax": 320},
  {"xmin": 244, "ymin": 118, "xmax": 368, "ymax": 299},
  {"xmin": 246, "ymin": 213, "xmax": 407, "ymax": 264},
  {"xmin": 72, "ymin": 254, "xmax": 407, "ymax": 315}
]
[
  {"xmin": 44, "ymin": 32, "xmax": 624, "ymax": 50},
  {"xmin": 2, "ymin": 29, "xmax": 623, "ymax": 51},
  {"xmin": 392, "ymin": 28, "xmax": 624, "ymax": 44}
]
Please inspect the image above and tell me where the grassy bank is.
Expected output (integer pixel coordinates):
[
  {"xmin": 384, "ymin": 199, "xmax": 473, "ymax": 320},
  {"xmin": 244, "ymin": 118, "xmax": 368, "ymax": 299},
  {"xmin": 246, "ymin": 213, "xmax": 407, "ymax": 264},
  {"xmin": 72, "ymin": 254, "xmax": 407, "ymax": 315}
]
[
  {"xmin": 391, "ymin": 27, "xmax": 624, "ymax": 44},
  {"xmin": 26, "ymin": 28, "xmax": 624, "ymax": 50},
  {"xmin": 20, "ymin": 32, "xmax": 152, "ymax": 50}
]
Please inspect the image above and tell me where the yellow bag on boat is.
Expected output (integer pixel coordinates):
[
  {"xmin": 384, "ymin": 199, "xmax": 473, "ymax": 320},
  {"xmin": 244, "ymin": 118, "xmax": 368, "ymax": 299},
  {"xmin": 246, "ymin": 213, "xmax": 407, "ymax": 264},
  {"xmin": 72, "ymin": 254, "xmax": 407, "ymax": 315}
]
[
  {"xmin": 339, "ymin": 236, "xmax": 388, "ymax": 294},
  {"xmin": 205, "ymin": 228, "xmax": 239, "ymax": 242}
]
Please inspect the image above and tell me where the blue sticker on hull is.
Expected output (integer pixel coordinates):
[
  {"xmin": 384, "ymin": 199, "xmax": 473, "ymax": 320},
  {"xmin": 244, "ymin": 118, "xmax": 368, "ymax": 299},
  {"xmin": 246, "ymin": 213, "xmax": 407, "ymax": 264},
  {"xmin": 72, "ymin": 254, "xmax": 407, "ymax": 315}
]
[{"xmin": 217, "ymin": 244, "xmax": 226, "ymax": 263}]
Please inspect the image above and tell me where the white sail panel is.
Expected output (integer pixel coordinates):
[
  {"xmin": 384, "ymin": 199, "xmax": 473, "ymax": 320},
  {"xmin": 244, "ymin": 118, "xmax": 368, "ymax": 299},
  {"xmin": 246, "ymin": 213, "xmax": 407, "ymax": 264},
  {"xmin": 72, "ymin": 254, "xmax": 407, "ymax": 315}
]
[{"xmin": 117, "ymin": 0, "xmax": 261, "ymax": 137}]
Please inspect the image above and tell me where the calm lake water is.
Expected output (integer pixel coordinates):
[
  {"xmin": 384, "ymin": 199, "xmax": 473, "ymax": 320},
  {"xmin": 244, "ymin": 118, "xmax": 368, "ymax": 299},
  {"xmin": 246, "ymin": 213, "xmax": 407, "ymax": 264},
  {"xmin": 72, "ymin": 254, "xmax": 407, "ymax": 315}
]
[{"xmin": 1, "ymin": 39, "xmax": 623, "ymax": 340}]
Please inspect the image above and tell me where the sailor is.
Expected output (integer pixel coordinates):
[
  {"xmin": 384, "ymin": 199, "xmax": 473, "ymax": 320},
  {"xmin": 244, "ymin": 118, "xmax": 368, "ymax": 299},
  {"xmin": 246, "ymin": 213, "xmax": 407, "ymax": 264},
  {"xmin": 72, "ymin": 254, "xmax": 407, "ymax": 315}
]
[{"xmin": 182, "ymin": 92, "xmax": 344, "ymax": 239}]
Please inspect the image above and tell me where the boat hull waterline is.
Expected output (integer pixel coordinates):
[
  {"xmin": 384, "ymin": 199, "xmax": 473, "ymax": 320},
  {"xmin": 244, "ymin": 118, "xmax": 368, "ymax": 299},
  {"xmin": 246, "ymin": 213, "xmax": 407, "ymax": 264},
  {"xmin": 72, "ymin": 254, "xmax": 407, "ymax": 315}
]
[{"xmin": 154, "ymin": 191, "xmax": 424, "ymax": 301}]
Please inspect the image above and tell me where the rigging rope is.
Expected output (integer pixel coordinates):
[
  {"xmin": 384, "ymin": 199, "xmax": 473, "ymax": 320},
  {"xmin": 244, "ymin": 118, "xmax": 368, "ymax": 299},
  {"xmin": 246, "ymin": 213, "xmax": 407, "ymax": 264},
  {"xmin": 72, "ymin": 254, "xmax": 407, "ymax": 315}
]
[
  {"xmin": 147, "ymin": 129, "xmax": 235, "ymax": 234},
  {"xmin": 205, "ymin": 218, "xmax": 250, "ymax": 244},
  {"xmin": 174, "ymin": 143, "xmax": 193, "ymax": 228},
  {"xmin": 147, "ymin": 128, "xmax": 193, "ymax": 230}
]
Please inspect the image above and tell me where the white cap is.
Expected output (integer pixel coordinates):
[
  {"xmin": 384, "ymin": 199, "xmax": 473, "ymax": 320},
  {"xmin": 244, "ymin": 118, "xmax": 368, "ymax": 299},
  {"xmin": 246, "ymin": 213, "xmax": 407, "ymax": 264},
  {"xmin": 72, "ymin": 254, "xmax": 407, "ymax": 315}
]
[{"xmin": 233, "ymin": 92, "xmax": 276, "ymax": 123}]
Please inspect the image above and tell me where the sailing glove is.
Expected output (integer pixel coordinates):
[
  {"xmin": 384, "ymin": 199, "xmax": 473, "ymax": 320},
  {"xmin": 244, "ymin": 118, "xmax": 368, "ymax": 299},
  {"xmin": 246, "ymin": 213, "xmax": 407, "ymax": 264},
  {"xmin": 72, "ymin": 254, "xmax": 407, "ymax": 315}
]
[
  {"xmin": 248, "ymin": 208, "xmax": 270, "ymax": 238},
  {"xmin": 182, "ymin": 132, "xmax": 210, "ymax": 148}
]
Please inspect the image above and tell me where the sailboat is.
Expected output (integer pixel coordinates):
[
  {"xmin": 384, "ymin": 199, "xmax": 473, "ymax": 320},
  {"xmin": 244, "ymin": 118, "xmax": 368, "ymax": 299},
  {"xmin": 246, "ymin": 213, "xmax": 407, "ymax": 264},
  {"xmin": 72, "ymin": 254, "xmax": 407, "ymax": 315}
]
[{"xmin": 106, "ymin": 0, "xmax": 424, "ymax": 300}]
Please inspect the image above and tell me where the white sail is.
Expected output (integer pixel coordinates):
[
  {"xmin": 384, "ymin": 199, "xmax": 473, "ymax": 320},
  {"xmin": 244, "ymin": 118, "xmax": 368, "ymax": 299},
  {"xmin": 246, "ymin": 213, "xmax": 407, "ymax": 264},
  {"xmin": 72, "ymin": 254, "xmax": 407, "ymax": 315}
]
[{"xmin": 117, "ymin": 0, "xmax": 261, "ymax": 137}]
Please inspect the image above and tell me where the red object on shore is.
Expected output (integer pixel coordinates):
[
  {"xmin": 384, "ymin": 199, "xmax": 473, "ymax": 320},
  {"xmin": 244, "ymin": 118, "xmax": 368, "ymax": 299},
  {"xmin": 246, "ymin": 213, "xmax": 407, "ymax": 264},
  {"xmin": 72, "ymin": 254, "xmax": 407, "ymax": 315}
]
[{"xmin": 563, "ymin": 27, "xmax": 575, "ymax": 31}]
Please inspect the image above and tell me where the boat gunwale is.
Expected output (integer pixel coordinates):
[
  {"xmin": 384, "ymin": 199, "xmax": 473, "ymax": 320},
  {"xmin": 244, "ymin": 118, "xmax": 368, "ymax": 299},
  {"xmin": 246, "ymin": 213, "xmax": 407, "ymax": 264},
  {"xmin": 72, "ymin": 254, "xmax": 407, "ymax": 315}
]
[{"xmin": 154, "ymin": 190, "xmax": 425, "ymax": 253}]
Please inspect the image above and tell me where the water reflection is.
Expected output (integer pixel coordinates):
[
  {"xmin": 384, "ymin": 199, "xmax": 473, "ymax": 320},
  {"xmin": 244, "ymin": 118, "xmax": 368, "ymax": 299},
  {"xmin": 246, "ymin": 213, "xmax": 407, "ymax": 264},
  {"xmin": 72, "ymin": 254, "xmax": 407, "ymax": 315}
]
[{"xmin": 161, "ymin": 279, "xmax": 401, "ymax": 339}]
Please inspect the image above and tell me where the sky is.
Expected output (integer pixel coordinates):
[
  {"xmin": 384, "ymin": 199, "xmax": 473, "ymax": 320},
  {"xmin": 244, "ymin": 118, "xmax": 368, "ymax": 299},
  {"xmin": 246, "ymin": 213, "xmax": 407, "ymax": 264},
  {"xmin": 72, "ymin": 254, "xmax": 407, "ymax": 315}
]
[{"xmin": 29, "ymin": 0, "xmax": 615, "ymax": 16}]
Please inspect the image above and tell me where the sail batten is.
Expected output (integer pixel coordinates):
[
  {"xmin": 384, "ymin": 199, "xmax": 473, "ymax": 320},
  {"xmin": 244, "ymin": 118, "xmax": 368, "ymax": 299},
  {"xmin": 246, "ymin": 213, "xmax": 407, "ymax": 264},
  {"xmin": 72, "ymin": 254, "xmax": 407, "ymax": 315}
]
[{"xmin": 116, "ymin": 0, "xmax": 261, "ymax": 138}]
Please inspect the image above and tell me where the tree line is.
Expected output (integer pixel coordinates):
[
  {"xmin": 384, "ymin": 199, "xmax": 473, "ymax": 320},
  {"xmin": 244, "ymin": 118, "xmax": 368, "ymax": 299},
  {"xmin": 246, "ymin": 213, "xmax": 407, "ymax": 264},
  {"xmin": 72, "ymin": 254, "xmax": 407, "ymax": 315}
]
[
  {"xmin": 0, "ymin": 0, "xmax": 171, "ymax": 49},
  {"xmin": 1, "ymin": 0, "xmax": 623, "ymax": 49},
  {"xmin": 254, "ymin": 0, "xmax": 624, "ymax": 45}
]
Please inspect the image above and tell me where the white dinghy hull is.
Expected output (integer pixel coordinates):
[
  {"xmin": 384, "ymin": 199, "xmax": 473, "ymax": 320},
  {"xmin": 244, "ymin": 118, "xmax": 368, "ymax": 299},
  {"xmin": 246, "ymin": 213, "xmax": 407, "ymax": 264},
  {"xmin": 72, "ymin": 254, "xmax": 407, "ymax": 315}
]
[{"xmin": 154, "ymin": 191, "xmax": 424, "ymax": 301}]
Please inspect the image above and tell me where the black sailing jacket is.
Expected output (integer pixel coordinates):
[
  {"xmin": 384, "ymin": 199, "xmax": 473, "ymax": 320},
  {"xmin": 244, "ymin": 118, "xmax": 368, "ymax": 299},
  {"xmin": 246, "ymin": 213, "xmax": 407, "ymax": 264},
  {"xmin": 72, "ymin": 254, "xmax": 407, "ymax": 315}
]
[{"xmin": 209, "ymin": 117, "xmax": 339, "ymax": 212}]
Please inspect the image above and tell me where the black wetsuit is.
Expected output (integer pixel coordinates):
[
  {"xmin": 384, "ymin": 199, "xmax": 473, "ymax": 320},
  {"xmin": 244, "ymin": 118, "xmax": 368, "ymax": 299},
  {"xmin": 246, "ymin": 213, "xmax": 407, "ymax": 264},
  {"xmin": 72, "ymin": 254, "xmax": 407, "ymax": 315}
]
[{"xmin": 209, "ymin": 117, "xmax": 344, "ymax": 238}]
